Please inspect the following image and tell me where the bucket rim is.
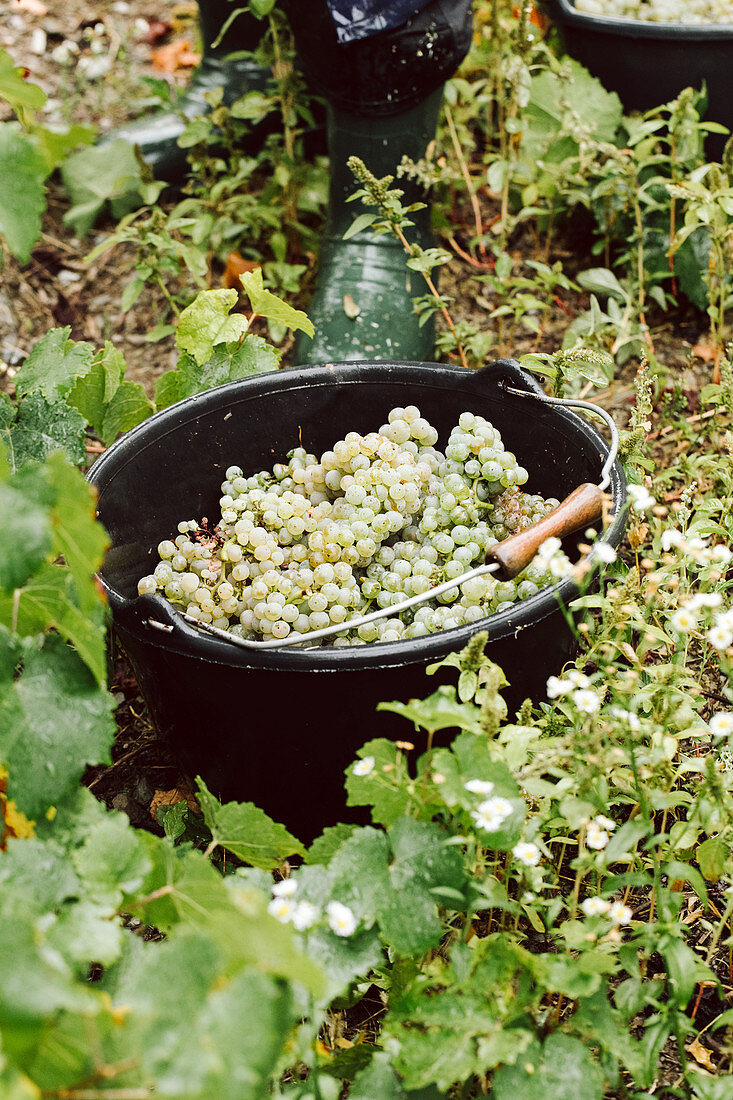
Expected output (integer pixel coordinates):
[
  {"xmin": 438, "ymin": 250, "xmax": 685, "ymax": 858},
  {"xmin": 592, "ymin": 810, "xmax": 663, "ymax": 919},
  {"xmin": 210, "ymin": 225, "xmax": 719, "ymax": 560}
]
[
  {"xmin": 543, "ymin": 0, "xmax": 733, "ymax": 38},
  {"xmin": 89, "ymin": 358, "xmax": 627, "ymax": 673}
]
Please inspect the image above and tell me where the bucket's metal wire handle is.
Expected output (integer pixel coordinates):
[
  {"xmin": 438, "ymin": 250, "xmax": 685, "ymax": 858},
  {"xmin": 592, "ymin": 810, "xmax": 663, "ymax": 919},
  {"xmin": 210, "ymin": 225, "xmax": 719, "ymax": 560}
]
[
  {"xmin": 147, "ymin": 386, "xmax": 620, "ymax": 651},
  {"xmin": 502, "ymin": 383, "xmax": 619, "ymax": 491}
]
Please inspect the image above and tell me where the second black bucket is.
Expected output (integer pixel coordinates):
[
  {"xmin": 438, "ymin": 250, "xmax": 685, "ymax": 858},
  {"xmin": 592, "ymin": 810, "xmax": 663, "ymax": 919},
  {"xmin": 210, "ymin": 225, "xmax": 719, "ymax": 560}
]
[
  {"xmin": 89, "ymin": 360, "xmax": 626, "ymax": 842},
  {"xmin": 542, "ymin": 0, "xmax": 733, "ymax": 159}
]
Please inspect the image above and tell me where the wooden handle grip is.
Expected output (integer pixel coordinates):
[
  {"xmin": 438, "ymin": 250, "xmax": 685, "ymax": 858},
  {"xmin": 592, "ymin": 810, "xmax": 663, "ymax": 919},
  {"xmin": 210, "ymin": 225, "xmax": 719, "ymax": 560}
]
[{"xmin": 487, "ymin": 482, "xmax": 605, "ymax": 580}]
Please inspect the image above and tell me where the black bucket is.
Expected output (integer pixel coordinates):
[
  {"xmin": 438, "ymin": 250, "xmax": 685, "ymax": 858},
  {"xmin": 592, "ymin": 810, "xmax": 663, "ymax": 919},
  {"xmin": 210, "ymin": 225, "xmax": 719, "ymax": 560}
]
[
  {"xmin": 89, "ymin": 360, "xmax": 626, "ymax": 841},
  {"xmin": 542, "ymin": 0, "xmax": 733, "ymax": 159}
]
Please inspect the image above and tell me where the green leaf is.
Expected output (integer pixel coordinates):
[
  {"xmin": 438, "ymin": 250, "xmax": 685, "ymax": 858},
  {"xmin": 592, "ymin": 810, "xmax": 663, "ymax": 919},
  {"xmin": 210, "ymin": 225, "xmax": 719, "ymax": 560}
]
[
  {"xmin": 696, "ymin": 836, "xmax": 728, "ymax": 883},
  {"xmin": 378, "ymin": 685, "xmax": 482, "ymax": 736},
  {"xmin": 657, "ymin": 932, "xmax": 715, "ymax": 1008},
  {"xmin": 134, "ymin": 843, "xmax": 324, "ymax": 995},
  {"xmin": 0, "ymin": 126, "xmax": 47, "ymax": 264},
  {"xmin": 0, "ymin": 635, "xmax": 114, "ymax": 818},
  {"xmin": 493, "ymin": 1034, "xmax": 604, "ymax": 1100},
  {"xmin": 0, "ymin": 563, "xmax": 106, "ymax": 683},
  {"xmin": 109, "ymin": 930, "xmax": 295, "ymax": 1099},
  {"xmin": 175, "ymin": 288, "xmax": 249, "ymax": 365},
  {"xmin": 195, "ymin": 777, "xmax": 306, "ymax": 868},
  {"xmin": 5, "ymin": 394, "xmax": 86, "ymax": 470},
  {"xmin": 45, "ymin": 454, "xmax": 109, "ymax": 617},
  {"xmin": 71, "ymin": 811, "xmax": 152, "ymax": 908},
  {"xmin": 66, "ymin": 341, "xmax": 128, "ymax": 440},
  {"xmin": 327, "ymin": 820, "xmax": 467, "ymax": 957},
  {"xmin": 306, "ymin": 822, "xmax": 358, "ymax": 866},
  {"xmin": 384, "ymin": 937, "xmax": 536, "ymax": 1090},
  {"xmin": 343, "ymin": 211, "xmax": 379, "ymax": 240},
  {"xmin": 240, "ymin": 267, "xmax": 315, "ymax": 336},
  {"xmin": 689, "ymin": 1070, "xmax": 733, "ymax": 1100},
  {"xmin": 155, "ymin": 338, "xmax": 278, "ymax": 410},
  {"xmin": 100, "ymin": 380, "xmax": 154, "ymax": 444},
  {"xmin": 0, "ymin": 48, "xmax": 46, "ymax": 116},
  {"xmin": 0, "ymin": 463, "xmax": 53, "ymax": 591},
  {"xmin": 15, "ymin": 327, "xmax": 95, "ymax": 403},
  {"xmin": 577, "ymin": 267, "xmax": 627, "ymax": 301},
  {"xmin": 60, "ymin": 140, "xmax": 144, "ymax": 236},
  {"xmin": 345, "ymin": 738, "xmax": 415, "ymax": 828},
  {"xmin": 350, "ymin": 1052, "xmax": 447, "ymax": 1099}
]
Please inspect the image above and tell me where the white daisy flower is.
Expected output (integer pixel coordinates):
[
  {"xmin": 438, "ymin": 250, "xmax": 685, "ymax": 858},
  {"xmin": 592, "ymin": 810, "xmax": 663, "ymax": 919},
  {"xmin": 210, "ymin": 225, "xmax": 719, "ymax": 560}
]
[
  {"xmin": 268, "ymin": 897, "xmax": 296, "ymax": 924},
  {"xmin": 688, "ymin": 593, "xmax": 723, "ymax": 611},
  {"xmin": 464, "ymin": 778, "xmax": 495, "ymax": 796},
  {"xmin": 567, "ymin": 670, "xmax": 591, "ymax": 688},
  {"xmin": 546, "ymin": 675, "xmax": 574, "ymax": 698},
  {"xmin": 272, "ymin": 878, "xmax": 298, "ymax": 898},
  {"xmin": 593, "ymin": 814, "xmax": 617, "ymax": 831},
  {"xmin": 708, "ymin": 625, "xmax": 733, "ymax": 651},
  {"xmin": 710, "ymin": 545, "xmax": 733, "ymax": 565},
  {"xmin": 573, "ymin": 688, "xmax": 602, "ymax": 714},
  {"xmin": 671, "ymin": 607, "xmax": 697, "ymax": 634},
  {"xmin": 593, "ymin": 542, "xmax": 617, "ymax": 564},
  {"xmin": 291, "ymin": 901, "xmax": 319, "ymax": 931},
  {"xmin": 352, "ymin": 756, "xmax": 375, "ymax": 777},
  {"xmin": 471, "ymin": 796, "xmax": 513, "ymax": 832},
  {"xmin": 586, "ymin": 825, "xmax": 610, "ymax": 850},
  {"xmin": 581, "ymin": 896, "xmax": 611, "ymax": 917},
  {"xmin": 326, "ymin": 900, "xmax": 357, "ymax": 937},
  {"xmin": 608, "ymin": 706, "xmax": 641, "ymax": 731},
  {"xmin": 512, "ymin": 841, "xmax": 541, "ymax": 867},
  {"xmin": 608, "ymin": 901, "xmax": 633, "ymax": 925},
  {"xmin": 661, "ymin": 529, "xmax": 685, "ymax": 551},
  {"xmin": 627, "ymin": 484, "xmax": 654, "ymax": 512},
  {"xmin": 710, "ymin": 712, "xmax": 733, "ymax": 740}
]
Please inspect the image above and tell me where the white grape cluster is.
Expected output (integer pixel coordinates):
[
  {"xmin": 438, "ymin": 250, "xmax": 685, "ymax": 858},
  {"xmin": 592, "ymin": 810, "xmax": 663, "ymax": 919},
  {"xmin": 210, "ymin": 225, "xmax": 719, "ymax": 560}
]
[
  {"xmin": 573, "ymin": 0, "xmax": 733, "ymax": 23},
  {"xmin": 138, "ymin": 406, "xmax": 566, "ymax": 646}
]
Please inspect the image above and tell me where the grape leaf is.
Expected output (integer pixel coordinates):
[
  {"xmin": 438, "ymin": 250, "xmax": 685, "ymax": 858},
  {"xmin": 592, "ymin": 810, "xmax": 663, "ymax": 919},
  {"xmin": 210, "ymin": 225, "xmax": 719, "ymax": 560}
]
[
  {"xmin": 46, "ymin": 453, "xmax": 110, "ymax": 616},
  {"xmin": 133, "ymin": 843, "xmax": 324, "ymax": 994},
  {"xmin": 350, "ymin": 1053, "xmax": 448, "ymax": 1099},
  {"xmin": 72, "ymin": 812, "xmax": 152, "ymax": 907},
  {"xmin": 196, "ymin": 777, "xmax": 305, "ymax": 868},
  {"xmin": 345, "ymin": 738, "xmax": 415, "ymax": 827},
  {"xmin": 0, "ymin": 47, "xmax": 46, "ymax": 116},
  {"xmin": 15, "ymin": 327, "xmax": 95, "ymax": 403},
  {"xmin": 240, "ymin": 267, "xmax": 314, "ymax": 336},
  {"xmin": 0, "ymin": 635, "xmax": 114, "ymax": 818},
  {"xmin": 154, "ymin": 338, "xmax": 278, "ymax": 410},
  {"xmin": 0, "ymin": 126, "xmax": 47, "ymax": 265},
  {"xmin": 100, "ymin": 380, "xmax": 154, "ymax": 444},
  {"xmin": 493, "ymin": 1034, "xmax": 604, "ymax": 1100},
  {"xmin": 0, "ymin": 563, "xmax": 106, "ymax": 684},
  {"xmin": 175, "ymin": 289, "xmax": 249, "ymax": 366},
  {"xmin": 0, "ymin": 462, "xmax": 54, "ymax": 592},
  {"xmin": 327, "ymin": 821, "xmax": 467, "ymax": 957},
  {"xmin": 60, "ymin": 139, "xmax": 144, "ymax": 236},
  {"xmin": 6, "ymin": 394, "xmax": 86, "ymax": 470}
]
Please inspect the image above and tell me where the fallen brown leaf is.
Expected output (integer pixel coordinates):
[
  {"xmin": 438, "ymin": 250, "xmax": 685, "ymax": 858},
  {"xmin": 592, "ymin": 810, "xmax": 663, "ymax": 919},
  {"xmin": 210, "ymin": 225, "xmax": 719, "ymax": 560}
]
[
  {"xmin": 224, "ymin": 251, "xmax": 259, "ymax": 290},
  {"xmin": 692, "ymin": 341, "xmax": 716, "ymax": 363},
  {"xmin": 152, "ymin": 40, "xmax": 200, "ymax": 74},
  {"xmin": 150, "ymin": 784, "xmax": 201, "ymax": 820},
  {"xmin": 687, "ymin": 1036, "xmax": 715, "ymax": 1072}
]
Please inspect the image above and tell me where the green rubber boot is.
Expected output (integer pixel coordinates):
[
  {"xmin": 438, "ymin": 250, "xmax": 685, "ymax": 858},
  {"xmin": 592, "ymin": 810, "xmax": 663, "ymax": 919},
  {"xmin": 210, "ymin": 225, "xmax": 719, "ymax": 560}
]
[
  {"xmin": 100, "ymin": 0, "xmax": 269, "ymax": 181},
  {"xmin": 294, "ymin": 86, "xmax": 444, "ymax": 365}
]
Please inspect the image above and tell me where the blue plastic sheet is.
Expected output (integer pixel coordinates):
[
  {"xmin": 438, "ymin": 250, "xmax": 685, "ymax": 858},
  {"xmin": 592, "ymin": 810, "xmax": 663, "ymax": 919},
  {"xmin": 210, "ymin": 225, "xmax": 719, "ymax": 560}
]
[{"xmin": 326, "ymin": 1, "xmax": 435, "ymax": 43}]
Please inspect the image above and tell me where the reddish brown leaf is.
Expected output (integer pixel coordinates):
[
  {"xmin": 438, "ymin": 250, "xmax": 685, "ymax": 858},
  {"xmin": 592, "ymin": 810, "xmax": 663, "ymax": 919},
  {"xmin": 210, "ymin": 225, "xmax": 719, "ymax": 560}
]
[
  {"xmin": 223, "ymin": 251, "xmax": 259, "ymax": 291},
  {"xmin": 151, "ymin": 40, "xmax": 200, "ymax": 74}
]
